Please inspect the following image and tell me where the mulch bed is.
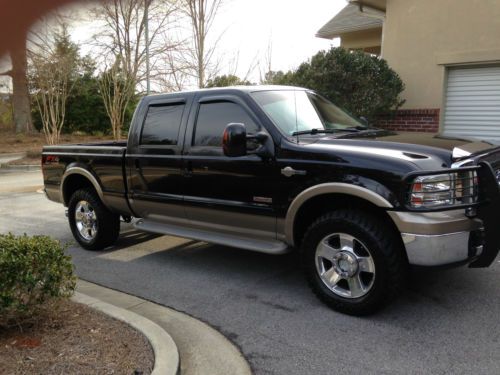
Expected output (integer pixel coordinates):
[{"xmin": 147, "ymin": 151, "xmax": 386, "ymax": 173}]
[
  {"xmin": 0, "ymin": 300, "xmax": 154, "ymax": 375},
  {"xmin": 0, "ymin": 128, "xmax": 117, "ymax": 155}
]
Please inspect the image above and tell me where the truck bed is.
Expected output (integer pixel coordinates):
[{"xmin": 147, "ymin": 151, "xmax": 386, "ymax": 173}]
[
  {"xmin": 42, "ymin": 141, "xmax": 131, "ymax": 216},
  {"xmin": 43, "ymin": 140, "xmax": 127, "ymax": 152}
]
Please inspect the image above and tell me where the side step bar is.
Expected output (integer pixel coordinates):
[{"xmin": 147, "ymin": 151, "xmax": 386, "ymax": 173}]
[{"xmin": 134, "ymin": 219, "xmax": 290, "ymax": 255}]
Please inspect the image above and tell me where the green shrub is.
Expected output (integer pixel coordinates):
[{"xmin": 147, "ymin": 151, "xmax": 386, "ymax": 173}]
[
  {"xmin": 0, "ymin": 234, "xmax": 76, "ymax": 327},
  {"xmin": 205, "ymin": 74, "xmax": 252, "ymax": 88},
  {"xmin": 268, "ymin": 47, "xmax": 405, "ymax": 123}
]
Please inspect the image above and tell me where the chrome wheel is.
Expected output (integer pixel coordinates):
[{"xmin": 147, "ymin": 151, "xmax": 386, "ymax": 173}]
[
  {"xmin": 75, "ymin": 200, "xmax": 98, "ymax": 241},
  {"xmin": 315, "ymin": 233, "xmax": 375, "ymax": 299}
]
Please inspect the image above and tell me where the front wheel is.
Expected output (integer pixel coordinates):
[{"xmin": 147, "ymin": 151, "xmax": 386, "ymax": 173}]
[
  {"xmin": 68, "ymin": 188, "xmax": 120, "ymax": 250},
  {"xmin": 301, "ymin": 209, "xmax": 407, "ymax": 316}
]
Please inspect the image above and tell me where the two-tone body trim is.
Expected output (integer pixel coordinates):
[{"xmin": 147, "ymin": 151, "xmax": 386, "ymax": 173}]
[
  {"xmin": 284, "ymin": 183, "xmax": 394, "ymax": 246},
  {"xmin": 61, "ymin": 167, "xmax": 106, "ymax": 206}
]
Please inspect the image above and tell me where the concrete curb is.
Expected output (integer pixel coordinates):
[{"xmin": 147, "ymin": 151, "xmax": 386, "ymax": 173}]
[
  {"xmin": 72, "ymin": 292, "xmax": 180, "ymax": 375},
  {"xmin": 0, "ymin": 164, "xmax": 41, "ymax": 171},
  {"xmin": 0, "ymin": 152, "xmax": 39, "ymax": 172},
  {"xmin": 0, "ymin": 152, "xmax": 26, "ymax": 158},
  {"xmin": 77, "ymin": 280, "xmax": 253, "ymax": 375}
]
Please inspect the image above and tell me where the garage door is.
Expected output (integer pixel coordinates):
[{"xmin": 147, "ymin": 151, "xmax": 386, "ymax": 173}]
[{"xmin": 443, "ymin": 66, "xmax": 500, "ymax": 144}]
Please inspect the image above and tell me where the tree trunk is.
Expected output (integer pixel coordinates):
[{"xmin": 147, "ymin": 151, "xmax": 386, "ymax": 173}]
[
  {"xmin": 198, "ymin": 59, "xmax": 204, "ymax": 88},
  {"xmin": 10, "ymin": 36, "xmax": 33, "ymax": 133}
]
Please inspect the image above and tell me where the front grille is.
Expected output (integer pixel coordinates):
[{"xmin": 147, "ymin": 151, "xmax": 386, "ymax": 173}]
[
  {"xmin": 475, "ymin": 147, "xmax": 500, "ymax": 186},
  {"xmin": 453, "ymin": 170, "xmax": 479, "ymax": 204},
  {"xmin": 495, "ymin": 169, "xmax": 500, "ymax": 186}
]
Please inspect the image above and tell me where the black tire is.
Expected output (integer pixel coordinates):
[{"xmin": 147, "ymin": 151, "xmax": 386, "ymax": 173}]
[
  {"xmin": 301, "ymin": 209, "xmax": 407, "ymax": 316},
  {"xmin": 68, "ymin": 188, "xmax": 120, "ymax": 251}
]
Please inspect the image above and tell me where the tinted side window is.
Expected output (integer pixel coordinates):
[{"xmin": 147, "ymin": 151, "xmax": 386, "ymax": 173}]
[
  {"xmin": 141, "ymin": 103, "xmax": 185, "ymax": 145},
  {"xmin": 194, "ymin": 102, "xmax": 258, "ymax": 147}
]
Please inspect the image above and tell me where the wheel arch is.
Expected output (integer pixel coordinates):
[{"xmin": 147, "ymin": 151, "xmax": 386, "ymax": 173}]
[
  {"xmin": 285, "ymin": 183, "xmax": 400, "ymax": 248},
  {"xmin": 61, "ymin": 167, "xmax": 105, "ymax": 207}
]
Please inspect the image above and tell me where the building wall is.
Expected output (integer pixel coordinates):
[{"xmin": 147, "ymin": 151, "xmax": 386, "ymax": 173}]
[
  {"xmin": 382, "ymin": 0, "xmax": 500, "ymax": 113},
  {"xmin": 375, "ymin": 109, "xmax": 439, "ymax": 133},
  {"xmin": 340, "ymin": 27, "xmax": 382, "ymax": 52}
]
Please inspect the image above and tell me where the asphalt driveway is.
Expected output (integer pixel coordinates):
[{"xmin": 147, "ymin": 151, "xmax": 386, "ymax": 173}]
[{"xmin": 1, "ymin": 170, "xmax": 499, "ymax": 374}]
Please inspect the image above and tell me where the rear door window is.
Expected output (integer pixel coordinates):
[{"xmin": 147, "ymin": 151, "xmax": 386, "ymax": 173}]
[{"xmin": 141, "ymin": 103, "xmax": 185, "ymax": 146}]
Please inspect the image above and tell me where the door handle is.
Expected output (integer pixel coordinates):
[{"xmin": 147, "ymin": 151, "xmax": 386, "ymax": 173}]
[
  {"xmin": 281, "ymin": 166, "xmax": 307, "ymax": 177},
  {"xmin": 184, "ymin": 161, "xmax": 193, "ymax": 177}
]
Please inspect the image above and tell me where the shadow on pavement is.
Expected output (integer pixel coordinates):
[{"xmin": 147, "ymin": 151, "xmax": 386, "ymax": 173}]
[
  {"xmin": 68, "ymin": 232, "xmax": 500, "ymax": 374},
  {"xmin": 111, "ymin": 229, "xmax": 164, "ymax": 251}
]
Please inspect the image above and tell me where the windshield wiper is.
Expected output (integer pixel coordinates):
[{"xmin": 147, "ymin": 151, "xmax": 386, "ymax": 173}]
[
  {"xmin": 336, "ymin": 127, "xmax": 386, "ymax": 139},
  {"xmin": 344, "ymin": 126, "xmax": 384, "ymax": 134},
  {"xmin": 345, "ymin": 126, "xmax": 369, "ymax": 131},
  {"xmin": 292, "ymin": 128, "xmax": 360, "ymax": 136}
]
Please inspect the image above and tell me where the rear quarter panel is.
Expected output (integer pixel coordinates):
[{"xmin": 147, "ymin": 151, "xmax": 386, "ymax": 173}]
[{"xmin": 42, "ymin": 144, "xmax": 129, "ymax": 214}]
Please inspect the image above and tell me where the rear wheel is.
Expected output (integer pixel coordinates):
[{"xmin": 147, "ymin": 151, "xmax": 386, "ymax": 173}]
[
  {"xmin": 68, "ymin": 188, "xmax": 120, "ymax": 250},
  {"xmin": 301, "ymin": 209, "xmax": 406, "ymax": 315}
]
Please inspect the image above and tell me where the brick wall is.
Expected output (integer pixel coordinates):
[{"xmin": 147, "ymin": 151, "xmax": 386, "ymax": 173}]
[{"xmin": 375, "ymin": 109, "xmax": 440, "ymax": 132}]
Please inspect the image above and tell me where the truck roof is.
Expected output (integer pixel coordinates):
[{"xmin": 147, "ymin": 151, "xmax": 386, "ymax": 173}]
[{"xmin": 143, "ymin": 85, "xmax": 308, "ymax": 100}]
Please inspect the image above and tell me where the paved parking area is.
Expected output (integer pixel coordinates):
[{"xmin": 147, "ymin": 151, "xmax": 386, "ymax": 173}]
[{"xmin": 1, "ymin": 170, "xmax": 500, "ymax": 374}]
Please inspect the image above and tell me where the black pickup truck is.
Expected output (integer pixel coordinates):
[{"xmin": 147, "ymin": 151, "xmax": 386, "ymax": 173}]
[{"xmin": 42, "ymin": 86, "xmax": 500, "ymax": 315}]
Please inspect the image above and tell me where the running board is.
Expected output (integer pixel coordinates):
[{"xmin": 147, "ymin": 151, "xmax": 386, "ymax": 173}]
[{"xmin": 134, "ymin": 219, "xmax": 290, "ymax": 255}]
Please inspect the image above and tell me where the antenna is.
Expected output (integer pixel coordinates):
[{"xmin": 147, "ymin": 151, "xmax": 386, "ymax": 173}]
[
  {"xmin": 294, "ymin": 90, "xmax": 299, "ymax": 143},
  {"xmin": 145, "ymin": 0, "xmax": 150, "ymax": 95}
]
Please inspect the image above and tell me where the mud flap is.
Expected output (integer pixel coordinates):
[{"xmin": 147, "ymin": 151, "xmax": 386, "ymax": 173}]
[{"xmin": 470, "ymin": 162, "xmax": 500, "ymax": 268}]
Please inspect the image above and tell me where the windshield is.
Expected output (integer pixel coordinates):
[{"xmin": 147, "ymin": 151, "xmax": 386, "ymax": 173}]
[{"xmin": 251, "ymin": 90, "xmax": 365, "ymax": 136}]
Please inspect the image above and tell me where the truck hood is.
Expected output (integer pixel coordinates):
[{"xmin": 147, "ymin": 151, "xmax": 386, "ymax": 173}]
[
  {"xmin": 300, "ymin": 130, "xmax": 500, "ymax": 169},
  {"xmin": 353, "ymin": 131, "xmax": 497, "ymax": 158}
]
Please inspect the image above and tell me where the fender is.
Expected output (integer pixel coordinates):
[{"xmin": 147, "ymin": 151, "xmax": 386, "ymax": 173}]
[
  {"xmin": 284, "ymin": 183, "xmax": 394, "ymax": 246},
  {"xmin": 61, "ymin": 167, "xmax": 106, "ymax": 206}
]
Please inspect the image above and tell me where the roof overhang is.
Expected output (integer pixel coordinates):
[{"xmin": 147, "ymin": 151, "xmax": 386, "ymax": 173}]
[
  {"xmin": 316, "ymin": 2, "xmax": 386, "ymax": 40},
  {"xmin": 350, "ymin": 0, "xmax": 386, "ymax": 12}
]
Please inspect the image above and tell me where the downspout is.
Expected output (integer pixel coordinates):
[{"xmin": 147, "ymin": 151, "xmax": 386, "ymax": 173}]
[{"xmin": 350, "ymin": 1, "xmax": 386, "ymax": 18}]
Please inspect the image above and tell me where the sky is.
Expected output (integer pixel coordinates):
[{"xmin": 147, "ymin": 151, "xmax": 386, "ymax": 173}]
[
  {"xmin": 207, "ymin": 0, "xmax": 344, "ymax": 80},
  {"xmin": 71, "ymin": 0, "xmax": 344, "ymax": 84},
  {"xmin": 1, "ymin": 0, "xmax": 346, "ymax": 90}
]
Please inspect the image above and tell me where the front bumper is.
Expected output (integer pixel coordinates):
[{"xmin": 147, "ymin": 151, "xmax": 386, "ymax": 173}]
[
  {"xmin": 401, "ymin": 231, "xmax": 484, "ymax": 266},
  {"xmin": 389, "ymin": 210, "xmax": 485, "ymax": 267},
  {"xmin": 389, "ymin": 161, "xmax": 500, "ymax": 267}
]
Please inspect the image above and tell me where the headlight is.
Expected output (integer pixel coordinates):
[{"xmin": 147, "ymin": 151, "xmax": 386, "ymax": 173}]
[
  {"xmin": 410, "ymin": 174, "xmax": 452, "ymax": 208},
  {"xmin": 409, "ymin": 170, "xmax": 478, "ymax": 208}
]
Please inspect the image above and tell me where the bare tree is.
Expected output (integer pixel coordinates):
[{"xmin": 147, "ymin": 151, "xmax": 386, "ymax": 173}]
[
  {"xmin": 94, "ymin": 0, "xmax": 177, "ymax": 139},
  {"xmin": 159, "ymin": 48, "xmax": 191, "ymax": 92},
  {"xmin": 0, "ymin": 84, "xmax": 13, "ymax": 127},
  {"xmin": 259, "ymin": 37, "xmax": 274, "ymax": 84},
  {"xmin": 29, "ymin": 25, "xmax": 79, "ymax": 144},
  {"xmin": 98, "ymin": 59, "xmax": 136, "ymax": 139},
  {"xmin": 0, "ymin": 8, "xmax": 81, "ymax": 135},
  {"xmin": 180, "ymin": 0, "xmax": 224, "ymax": 88}
]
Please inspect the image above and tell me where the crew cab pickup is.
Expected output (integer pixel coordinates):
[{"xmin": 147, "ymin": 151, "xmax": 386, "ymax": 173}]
[{"xmin": 42, "ymin": 86, "xmax": 500, "ymax": 315}]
